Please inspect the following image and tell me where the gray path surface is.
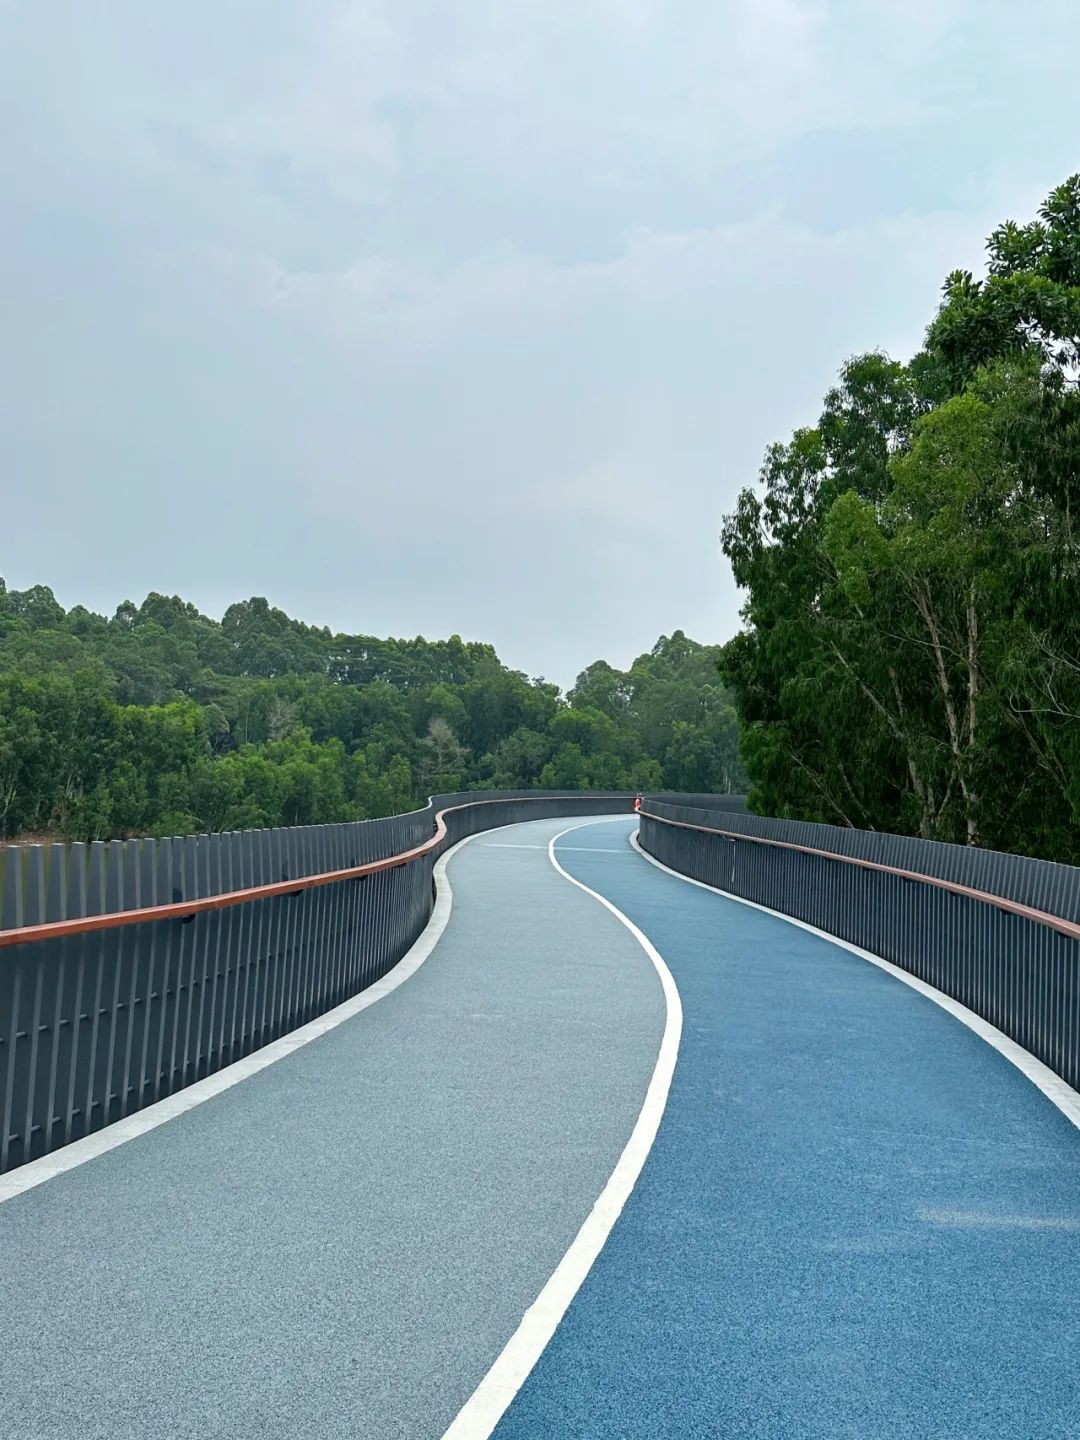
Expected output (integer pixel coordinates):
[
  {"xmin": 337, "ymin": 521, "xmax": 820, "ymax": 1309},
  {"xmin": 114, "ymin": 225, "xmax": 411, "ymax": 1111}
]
[{"xmin": 1, "ymin": 817, "xmax": 664, "ymax": 1440}]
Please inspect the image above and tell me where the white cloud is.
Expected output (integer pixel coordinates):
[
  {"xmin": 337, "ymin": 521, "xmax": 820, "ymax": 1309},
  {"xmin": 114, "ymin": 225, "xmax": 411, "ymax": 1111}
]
[
  {"xmin": 2, "ymin": 0, "xmax": 1080, "ymax": 683},
  {"xmin": 187, "ymin": 200, "xmax": 991, "ymax": 372}
]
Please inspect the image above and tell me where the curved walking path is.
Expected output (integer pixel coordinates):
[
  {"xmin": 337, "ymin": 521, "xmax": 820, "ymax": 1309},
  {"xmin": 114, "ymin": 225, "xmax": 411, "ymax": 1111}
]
[
  {"xmin": 0, "ymin": 817, "xmax": 665, "ymax": 1440},
  {"xmin": 492, "ymin": 819, "xmax": 1080, "ymax": 1439},
  {"xmin": 5, "ymin": 815, "xmax": 1080, "ymax": 1438}
]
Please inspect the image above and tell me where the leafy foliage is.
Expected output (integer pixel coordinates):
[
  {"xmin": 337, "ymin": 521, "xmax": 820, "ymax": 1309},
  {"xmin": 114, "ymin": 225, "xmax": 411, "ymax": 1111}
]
[
  {"xmin": 721, "ymin": 176, "xmax": 1080, "ymax": 860},
  {"xmin": 0, "ymin": 581, "xmax": 744, "ymax": 840}
]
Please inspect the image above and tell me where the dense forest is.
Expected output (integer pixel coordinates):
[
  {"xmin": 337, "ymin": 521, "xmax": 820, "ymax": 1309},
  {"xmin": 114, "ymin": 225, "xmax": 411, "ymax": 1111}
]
[
  {"xmin": 0, "ymin": 582, "xmax": 745, "ymax": 841},
  {"xmin": 721, "ymin": 176, "xmax": 1080, "ymax": 862}
]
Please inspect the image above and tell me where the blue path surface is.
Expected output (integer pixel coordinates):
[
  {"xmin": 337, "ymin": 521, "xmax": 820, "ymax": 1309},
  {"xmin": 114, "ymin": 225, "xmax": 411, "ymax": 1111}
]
[{"xmin": 495, "ymin": 819, "xmax": 1080, "ymax": 1439}]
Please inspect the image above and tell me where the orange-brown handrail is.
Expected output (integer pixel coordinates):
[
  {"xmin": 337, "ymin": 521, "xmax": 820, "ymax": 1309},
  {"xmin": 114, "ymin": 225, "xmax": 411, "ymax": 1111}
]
[
  {"xmin": 638, "ymin": 809, "xmax": 1080, "ymax": 944},
  {"xmin": 0, "ymin": 798, "xmax": 514, "ymax": 949}
]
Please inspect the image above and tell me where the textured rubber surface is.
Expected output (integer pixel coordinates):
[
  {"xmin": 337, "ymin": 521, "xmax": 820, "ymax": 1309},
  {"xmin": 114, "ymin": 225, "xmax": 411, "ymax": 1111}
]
[
  {"xmin": 0, "ymin": 818, "xmax": 664, "ymax": 1440},
  {"xmin": 494, "ymin": 819, "xmax": 1080, "ymax": 1440}
]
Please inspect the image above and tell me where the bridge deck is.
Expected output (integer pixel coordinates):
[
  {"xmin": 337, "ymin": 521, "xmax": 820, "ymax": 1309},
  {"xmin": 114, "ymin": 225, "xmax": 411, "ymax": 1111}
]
[
  {"xmin": 1, "ymin": 817, "xmax": 663, "ymax": 1440},
  {"xmin": 5, "ymin": 817, "xmax": 1080, "ymax": 1438}
]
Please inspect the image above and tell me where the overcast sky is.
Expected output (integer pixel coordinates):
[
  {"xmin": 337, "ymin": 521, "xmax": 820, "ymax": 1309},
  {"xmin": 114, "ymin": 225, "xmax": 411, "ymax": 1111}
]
[{"xmin": 2, "ymin": 2, "xmax": 1078, "ymax": 688}]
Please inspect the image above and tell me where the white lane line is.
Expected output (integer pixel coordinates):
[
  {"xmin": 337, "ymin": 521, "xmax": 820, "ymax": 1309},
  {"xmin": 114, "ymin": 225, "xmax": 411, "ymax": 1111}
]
[
  {"xmin": 442, "ymin": 820, "xmax": 682, "ymax": 1440},
  {"xmin": 482, "ymin": 843, "xmax": 632, "ymax": 853},
  {"xmin": 0, "ymin": 831, "xmax": 483, "ymax": 1206},
  {"xmin": 629, "ymin": 830, "xmax": 1080, "ymax": 1135}
]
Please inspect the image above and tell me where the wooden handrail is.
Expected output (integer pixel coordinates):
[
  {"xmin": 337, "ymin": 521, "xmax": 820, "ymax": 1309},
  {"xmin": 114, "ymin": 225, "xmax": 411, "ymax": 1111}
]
[{"xmin": 638, "ymin": 809, "xmax": 1080, "ymax": 944}]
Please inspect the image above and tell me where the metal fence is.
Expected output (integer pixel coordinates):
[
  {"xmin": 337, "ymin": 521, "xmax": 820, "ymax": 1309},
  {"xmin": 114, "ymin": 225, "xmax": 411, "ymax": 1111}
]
[
  {"xmin": 0, "ymin": 791, "xmax": 633, "ymax": 1175},
  {"xmin": 638, "ymin": 800, "xmax": 1080, "ymax": 1093},
  {"xmin": 648, "ymin": 792, "xmax": 748, "ymax": 815}
]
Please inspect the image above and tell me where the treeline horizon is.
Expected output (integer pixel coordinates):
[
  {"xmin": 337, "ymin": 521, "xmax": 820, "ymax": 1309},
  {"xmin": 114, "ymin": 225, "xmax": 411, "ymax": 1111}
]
[
  {"xmin": 0, "ymin": 579, "xmax": 746, "ymax": 842},
  {"xmin": 720, "ymin": 175, "xmax": 1080, "ymax": 864}
]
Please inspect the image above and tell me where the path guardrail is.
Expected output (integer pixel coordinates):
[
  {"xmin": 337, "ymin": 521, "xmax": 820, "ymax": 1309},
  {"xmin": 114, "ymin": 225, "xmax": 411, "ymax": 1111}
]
[
  {"xmin": 0, "ymin": 791, "xmax": 636, "ymax": 1175},
  {"xmin": 638, "ymin": 800, "xmax": 1080, "ymax": 1094}
]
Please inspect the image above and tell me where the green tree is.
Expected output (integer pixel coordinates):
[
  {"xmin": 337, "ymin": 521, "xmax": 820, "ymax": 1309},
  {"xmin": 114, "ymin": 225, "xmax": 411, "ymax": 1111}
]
[
  {"xmin": 0, "ymin": 568, "xmax": 740, "ymax": 839},
  {"xmin": 721, "ymin": 175, "xmax": 1080, "ymax": 859}
]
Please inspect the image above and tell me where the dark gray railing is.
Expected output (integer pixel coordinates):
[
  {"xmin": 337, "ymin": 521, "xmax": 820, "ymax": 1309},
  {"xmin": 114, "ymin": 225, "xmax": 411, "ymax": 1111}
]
[
  {"xmin": 638, "ymin": 800, "xmax": 1080, "ymax": 1093},
  {"xmin": 0, "ymin": 791, "xmax": 634, "ymax": 1175}
]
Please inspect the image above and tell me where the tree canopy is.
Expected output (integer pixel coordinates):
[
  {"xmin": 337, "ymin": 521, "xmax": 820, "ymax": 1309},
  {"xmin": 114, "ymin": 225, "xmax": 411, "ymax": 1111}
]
[
  {"xmin": 721, "ymin": 176, "xmax": 1080, "ymax": 861},
  {"xmin": 0, "ymin": 582, "xmax": 745, "ymax": 841}
]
